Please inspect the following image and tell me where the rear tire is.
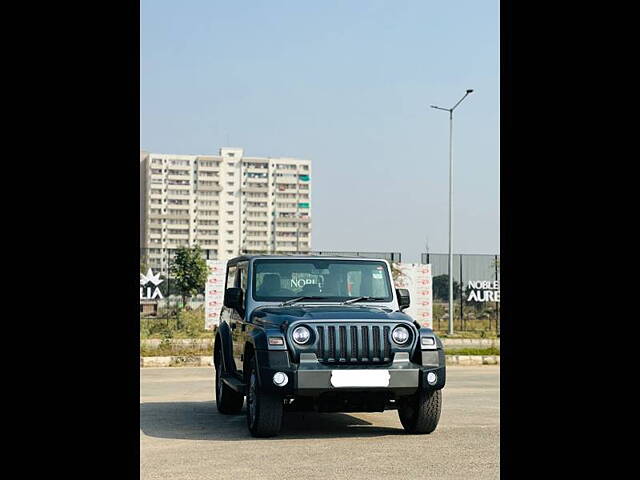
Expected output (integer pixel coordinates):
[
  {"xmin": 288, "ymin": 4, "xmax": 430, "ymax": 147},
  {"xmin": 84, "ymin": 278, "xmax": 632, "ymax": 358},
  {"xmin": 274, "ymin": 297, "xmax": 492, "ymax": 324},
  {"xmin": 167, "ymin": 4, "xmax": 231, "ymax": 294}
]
[
  {"xmin": 246, "ymin": 356, "xmax": 283, "ymax": 437},
  {"xmin": 214, "ymin": 348, "xmax": 244, "ymax": 414},
  {"xmin": 398, "ymin": 388, "xmax": 442, "ymax": 434}
]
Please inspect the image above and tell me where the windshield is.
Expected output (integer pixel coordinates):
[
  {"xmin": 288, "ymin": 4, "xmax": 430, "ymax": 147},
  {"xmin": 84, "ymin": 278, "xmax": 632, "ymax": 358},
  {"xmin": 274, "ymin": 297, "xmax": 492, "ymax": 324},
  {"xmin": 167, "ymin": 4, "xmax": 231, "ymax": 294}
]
[{"xmin": 252, "ymin": 259, "xmax": 393, "ymax": 302}]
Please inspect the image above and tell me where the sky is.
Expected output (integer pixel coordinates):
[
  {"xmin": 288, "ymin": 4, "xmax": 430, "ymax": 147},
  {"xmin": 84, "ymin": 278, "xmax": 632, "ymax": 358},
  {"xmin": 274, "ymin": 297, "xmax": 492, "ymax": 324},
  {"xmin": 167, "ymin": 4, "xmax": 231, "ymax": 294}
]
[{"xmin": 140, "ymin": 0, "xmax": 499, "ymax": 262}]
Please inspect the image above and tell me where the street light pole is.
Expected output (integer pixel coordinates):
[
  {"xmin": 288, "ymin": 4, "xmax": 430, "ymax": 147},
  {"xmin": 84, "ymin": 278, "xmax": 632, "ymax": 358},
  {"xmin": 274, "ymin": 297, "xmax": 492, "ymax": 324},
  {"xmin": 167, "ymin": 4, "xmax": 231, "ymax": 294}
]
[{"xmin": 431, "ymin": 89, "xmax": 474, "ymax": 335}]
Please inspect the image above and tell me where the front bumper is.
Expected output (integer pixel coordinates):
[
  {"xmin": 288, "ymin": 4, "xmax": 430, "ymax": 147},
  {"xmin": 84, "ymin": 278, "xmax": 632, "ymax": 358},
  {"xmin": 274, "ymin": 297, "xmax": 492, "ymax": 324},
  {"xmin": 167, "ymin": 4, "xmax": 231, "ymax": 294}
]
[{"xmin": 255, "ymin": 350, "xmax": 446, "ymax": 396}]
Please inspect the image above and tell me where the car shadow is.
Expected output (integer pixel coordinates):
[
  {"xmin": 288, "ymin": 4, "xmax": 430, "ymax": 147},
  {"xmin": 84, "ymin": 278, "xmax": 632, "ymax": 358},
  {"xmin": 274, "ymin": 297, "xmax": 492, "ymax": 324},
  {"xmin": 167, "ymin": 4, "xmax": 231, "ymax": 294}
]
[{"xmin": 140, "ymin": 401, "xmax": 405, "ymax": 441}]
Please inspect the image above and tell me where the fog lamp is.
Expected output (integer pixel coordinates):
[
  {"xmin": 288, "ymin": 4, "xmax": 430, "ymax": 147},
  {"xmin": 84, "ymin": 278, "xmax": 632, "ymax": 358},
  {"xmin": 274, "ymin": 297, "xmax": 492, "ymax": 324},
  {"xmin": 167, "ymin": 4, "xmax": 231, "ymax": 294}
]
[
  {"xmin": 427, "ymin": 372, "xmax": 437, "ymax": 385},
  {"xmin": 273, "ymin": 372, "xmax": 288, "ymax": 387}
]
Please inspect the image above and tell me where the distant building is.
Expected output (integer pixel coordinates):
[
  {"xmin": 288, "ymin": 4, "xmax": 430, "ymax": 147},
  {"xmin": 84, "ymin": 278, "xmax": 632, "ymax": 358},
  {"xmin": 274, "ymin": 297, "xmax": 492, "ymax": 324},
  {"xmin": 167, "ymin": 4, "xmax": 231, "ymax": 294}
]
[{"xmin": 140, "ymin": 147, "xmax": 312, "ymax": 273}]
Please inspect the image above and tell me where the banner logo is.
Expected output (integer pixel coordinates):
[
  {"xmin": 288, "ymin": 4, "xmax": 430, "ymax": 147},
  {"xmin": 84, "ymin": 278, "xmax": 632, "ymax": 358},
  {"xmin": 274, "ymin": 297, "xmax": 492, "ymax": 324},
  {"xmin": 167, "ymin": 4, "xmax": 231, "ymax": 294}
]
[
  {"xmin": 466, "ymin": 280, "xmax": 500, "ymax": 302},
  {"xmin": 140, "ymin": 268, "xmax": 164, "ymax": 300}
]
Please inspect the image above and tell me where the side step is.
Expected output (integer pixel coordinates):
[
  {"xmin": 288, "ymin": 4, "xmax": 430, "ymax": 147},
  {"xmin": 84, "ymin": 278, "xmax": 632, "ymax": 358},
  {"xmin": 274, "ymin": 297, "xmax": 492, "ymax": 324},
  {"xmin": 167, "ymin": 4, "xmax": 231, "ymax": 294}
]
[{"xmin": 221, "ymin": 375, "xmax": 246, "ymax": 394}]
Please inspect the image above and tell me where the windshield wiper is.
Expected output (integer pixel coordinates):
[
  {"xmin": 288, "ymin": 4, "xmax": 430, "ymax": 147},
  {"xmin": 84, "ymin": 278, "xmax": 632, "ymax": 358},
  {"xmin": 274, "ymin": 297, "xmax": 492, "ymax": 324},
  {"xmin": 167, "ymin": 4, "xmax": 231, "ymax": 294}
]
[
  {"xmin": 279, "ymin": 296, "xmax": 328, "ymax": 307},
  {"xmin": 342, "ymin": 296, "xmax": 384, "ymax": 305}
]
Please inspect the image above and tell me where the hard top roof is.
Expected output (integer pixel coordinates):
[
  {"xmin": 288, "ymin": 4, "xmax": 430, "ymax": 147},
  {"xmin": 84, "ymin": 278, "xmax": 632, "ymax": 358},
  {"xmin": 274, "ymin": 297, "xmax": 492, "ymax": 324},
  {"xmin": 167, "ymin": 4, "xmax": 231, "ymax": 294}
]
[{"xmin": 226, "ymin": 255, "xmax": 391, "ymax": 265}]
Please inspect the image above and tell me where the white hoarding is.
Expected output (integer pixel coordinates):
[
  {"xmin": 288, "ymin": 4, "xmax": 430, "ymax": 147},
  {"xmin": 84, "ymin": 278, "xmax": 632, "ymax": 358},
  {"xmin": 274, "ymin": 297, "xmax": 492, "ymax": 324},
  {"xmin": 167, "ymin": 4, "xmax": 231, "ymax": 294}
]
[
  {"xmin": 205, "ymin": 260, "xmax": 227, "ymax": 330},
  {"xmin": 392, "ymin": 263, "xmax": 433, "ymax": 329}
]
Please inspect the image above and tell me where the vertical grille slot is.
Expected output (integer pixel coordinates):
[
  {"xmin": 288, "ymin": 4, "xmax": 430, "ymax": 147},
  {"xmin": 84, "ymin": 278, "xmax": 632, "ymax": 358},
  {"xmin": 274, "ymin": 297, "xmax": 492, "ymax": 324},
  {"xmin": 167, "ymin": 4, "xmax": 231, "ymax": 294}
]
[
  {"xmin": 372, "ymin": 326, "xmax": 381, "ymax": 361},
  {"xmin": 317, "ymin": 326, "xmax": 324, "ymax": 360},
  {"xmin": 328, "ymin": 326, "xmax": 336, "ymax": 362},
  {"xmin": 350, "ymin": 326, "xmax": 358, "ymax": 361},
  {"xmin": 361, "ymin": 326, "xmax": 369, "ymax": 361},
  {"xmin": 383, "ymin": 326, "xmax": 391, "ymax": 361},
  {"xmin": 339, "ymin": 326, "xmax": 347, "ymax": 362}
]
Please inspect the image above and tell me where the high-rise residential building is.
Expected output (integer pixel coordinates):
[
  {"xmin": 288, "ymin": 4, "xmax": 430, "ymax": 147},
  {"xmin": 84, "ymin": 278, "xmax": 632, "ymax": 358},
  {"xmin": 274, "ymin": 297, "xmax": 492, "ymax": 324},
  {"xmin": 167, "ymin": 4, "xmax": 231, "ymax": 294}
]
[{"xmin": 140, "ymin": 147, "xmax": 312, "ymax": 273}]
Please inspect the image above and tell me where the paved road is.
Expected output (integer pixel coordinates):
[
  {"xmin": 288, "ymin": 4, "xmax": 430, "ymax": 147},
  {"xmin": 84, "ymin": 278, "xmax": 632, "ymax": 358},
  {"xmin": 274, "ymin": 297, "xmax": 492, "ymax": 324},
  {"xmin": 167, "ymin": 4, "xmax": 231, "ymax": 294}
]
[{"xmin": 141, "ymin": 366, "xmax": 499, "ymax": 480}]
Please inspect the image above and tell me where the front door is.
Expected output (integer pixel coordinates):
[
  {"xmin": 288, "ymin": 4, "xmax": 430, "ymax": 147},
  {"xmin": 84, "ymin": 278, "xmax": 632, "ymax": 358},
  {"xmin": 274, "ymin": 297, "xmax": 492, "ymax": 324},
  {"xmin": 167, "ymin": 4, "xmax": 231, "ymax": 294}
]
[{"xmin": 235, "ymin": 261, "xmax": 249, "ymax": 372}]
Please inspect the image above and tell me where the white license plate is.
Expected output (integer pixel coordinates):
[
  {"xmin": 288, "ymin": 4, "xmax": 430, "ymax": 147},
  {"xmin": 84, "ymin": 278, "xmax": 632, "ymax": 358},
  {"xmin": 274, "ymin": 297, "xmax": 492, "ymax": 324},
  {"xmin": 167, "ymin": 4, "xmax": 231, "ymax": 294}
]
[{"xmin": 330, "ymin": 369, "xmax": 390, "ymax": 388}]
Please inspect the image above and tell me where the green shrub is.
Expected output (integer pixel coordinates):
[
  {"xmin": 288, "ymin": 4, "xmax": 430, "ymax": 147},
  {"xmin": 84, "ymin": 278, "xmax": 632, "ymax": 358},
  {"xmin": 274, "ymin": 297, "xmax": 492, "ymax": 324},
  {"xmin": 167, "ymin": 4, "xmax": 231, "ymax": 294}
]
[
  {"xmin": 140, "ymin": 307, "xmax": 208, "ymax": 339},
  {"xmin": 446, "ymin": 346, "xmax": 500, "ymax": 356}
]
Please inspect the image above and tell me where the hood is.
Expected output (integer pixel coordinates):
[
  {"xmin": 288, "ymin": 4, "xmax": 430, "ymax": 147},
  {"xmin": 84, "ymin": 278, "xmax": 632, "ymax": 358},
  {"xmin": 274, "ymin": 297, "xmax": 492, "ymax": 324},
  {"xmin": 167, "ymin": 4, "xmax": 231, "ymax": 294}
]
[{"xmin": 249, "ymin": 304, "xmax": 414, "ymax": 328}]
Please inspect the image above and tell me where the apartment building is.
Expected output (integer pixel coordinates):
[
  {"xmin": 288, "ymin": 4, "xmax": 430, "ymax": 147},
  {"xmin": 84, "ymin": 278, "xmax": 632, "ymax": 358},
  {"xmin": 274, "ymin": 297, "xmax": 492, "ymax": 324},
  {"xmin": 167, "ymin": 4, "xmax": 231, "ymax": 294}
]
[{"xmin": 140, "ymin": 147, "xmax": 312, "ymax": 273}]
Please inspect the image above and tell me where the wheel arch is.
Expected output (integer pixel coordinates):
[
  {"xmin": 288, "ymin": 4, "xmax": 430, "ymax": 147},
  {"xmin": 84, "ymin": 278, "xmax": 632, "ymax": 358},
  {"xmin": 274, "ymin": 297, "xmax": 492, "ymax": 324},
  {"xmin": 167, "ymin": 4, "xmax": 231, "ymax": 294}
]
[
  {"xmin": 214, "ymin": 321, "xmax": 235, "ymax": 374},
  {"xmin": 243, "ymin": 341, "xmax": 256, "ymax": 383}
]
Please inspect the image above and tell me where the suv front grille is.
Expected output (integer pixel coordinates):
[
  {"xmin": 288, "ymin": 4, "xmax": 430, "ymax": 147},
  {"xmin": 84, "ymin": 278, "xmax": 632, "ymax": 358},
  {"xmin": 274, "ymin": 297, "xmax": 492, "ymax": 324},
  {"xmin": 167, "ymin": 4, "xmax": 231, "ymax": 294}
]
[{"xmin": 314, "ymin": 324, "xmax": 392, "ymax": 364}]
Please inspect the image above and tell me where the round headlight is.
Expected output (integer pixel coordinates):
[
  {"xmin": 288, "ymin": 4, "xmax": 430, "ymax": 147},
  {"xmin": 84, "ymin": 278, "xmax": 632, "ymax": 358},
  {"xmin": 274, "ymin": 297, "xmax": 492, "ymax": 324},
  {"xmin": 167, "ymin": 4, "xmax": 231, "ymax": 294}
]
[
  {"xmin": 292, "ymin": 326, "xmax": 311, "ymax": 344},
  {"xmin": 392, "ymin": 326, "xmax": 410, "ymax": 344}
]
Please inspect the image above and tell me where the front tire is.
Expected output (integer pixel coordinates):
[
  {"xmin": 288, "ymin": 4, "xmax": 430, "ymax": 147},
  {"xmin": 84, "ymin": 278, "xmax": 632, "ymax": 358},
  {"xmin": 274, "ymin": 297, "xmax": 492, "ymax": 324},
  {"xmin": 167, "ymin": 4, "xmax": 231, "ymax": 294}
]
[
  {"xmin": 214, "ymin": 348, "xmax": 244, "ymax": 414},
  {"xmin": 246, "ymin": 356, "xmax": 283, "ymax": 437},
  {"xmin": 398, "ymin": 388, "xmax": 442, "ymax": 434}
]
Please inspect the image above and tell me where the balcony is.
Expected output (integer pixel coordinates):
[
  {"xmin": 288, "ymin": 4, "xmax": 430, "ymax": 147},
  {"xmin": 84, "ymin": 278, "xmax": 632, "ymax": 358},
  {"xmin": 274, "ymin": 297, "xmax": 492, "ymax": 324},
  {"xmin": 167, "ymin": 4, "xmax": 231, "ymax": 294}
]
[
  {"xmin": 196, "ymin": 234, "xmax": 218, "ymax": 241},
  {"xmin": 197, "ymin": 213, "xmax": 219, "ymax": 220},
  {"xmin": 275, "ymin": 207, "xmax": 297, "ymax": 214},
  {"xmin": 246, "ymin": 225, "xmax": 269, "ymax": 232},
  {"xmin": 167, "ymin": 193, "xmax": 192, "ymax": 201},
  {"xmin": 165, "ymin": 182, "xmax": 191, "ymax": 189},
  {"xmin": 275, "ymin": 246, "xmax": 298, "ymax": 252},
  {"xmin": 166, "ymin": 203, "xmax": 191, "ymax": 210},
  {"xmin": 167, "ymin": 233, "xmax": 189, "ymax": 240},
  {"xmin": 165, "ymin": 223, "xmax": 190, "ymax": 229},
  {"xmin": 196, "ymin": 165, "xmax": 220, "ymax": 173},
  {"xmin": 243, "ymin": 186, "xmax": 269, "ymax": 194},
  {"xmin": 274, "ymin": 226, "xmax": 298, "ymax": 232},
  {"xmin": 244, "ymin": 165, "xmax": 268, "ymax": 174},
  {"xmin": 276, "ymin": 187, "xmax": 298, "ymax": 194},
  {"xmin": 167, "ymin": 164, "xmax": 191, "ymax": 171},
  {"xmin": 167, "ymin": 174, "xmax": 190, "ymax": 181},
  {"xmin": 165, "ymin": 213, "xmax": 191, "ymax": 220},
  {"xmin": 245, "ymin": 205, "xmax": 269, "ymax": 213},
  {"xmin": 245, "ymin": 181, "xmax": 268, "ymax": 189},
  {"xmin": 166, "ymin": 208, "xmax": 190, "ymax": 215},
  {"xmin": 243, "ymin": 247, "xmax": 270, "ymax": 254},
  {"xmin": 246, "ymin": 232, "xmax": 269, "ymax": 239},
  {"xmin": 196, "ymin": 184, "xmax": 223, "ymax": 192}
]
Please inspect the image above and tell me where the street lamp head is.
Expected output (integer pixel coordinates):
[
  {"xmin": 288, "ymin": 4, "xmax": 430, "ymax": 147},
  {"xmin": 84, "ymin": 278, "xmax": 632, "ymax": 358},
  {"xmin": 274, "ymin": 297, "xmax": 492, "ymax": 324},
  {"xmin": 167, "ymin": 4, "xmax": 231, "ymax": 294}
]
[{"xmin": 466, "ymin": 89, "xmax": 474, "ymax": 93}]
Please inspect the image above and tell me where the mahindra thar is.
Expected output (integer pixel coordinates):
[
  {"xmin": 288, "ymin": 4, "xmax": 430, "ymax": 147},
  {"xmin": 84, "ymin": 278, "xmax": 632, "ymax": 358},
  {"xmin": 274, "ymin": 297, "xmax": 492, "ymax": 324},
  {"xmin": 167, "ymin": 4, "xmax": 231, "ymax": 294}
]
[{"xmin": 213, "ymin": 255, "xmax": 445, "ymax": 437}]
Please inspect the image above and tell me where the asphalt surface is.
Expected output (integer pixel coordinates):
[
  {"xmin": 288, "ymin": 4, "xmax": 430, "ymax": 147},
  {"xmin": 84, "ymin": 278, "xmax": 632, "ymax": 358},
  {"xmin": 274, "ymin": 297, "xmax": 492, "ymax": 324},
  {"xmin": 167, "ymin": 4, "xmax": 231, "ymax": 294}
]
[{"xmin": 140, "ymin": 366, "xmax": 499, "ymax": 480}]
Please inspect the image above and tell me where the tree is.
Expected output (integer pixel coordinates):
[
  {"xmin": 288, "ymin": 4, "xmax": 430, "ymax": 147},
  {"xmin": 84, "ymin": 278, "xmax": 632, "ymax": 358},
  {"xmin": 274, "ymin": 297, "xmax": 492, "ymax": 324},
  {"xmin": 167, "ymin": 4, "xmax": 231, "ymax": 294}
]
[
  {"xmin": 140, "ymin": 256, "xmax": 148, "ymax": 274},
  {"xmin": 169, "ymin": 245, "xmax": 209, "ymax": 309},
  {"xmin": 463, "ymin": 284, "xmax": 484, "ymax": 311},
  {"xmin": 432, "ymin": 274, "xmax": 460, "ymax": 301},
  {"xmin": 390, "ymin": 262, "xmax": 405, "ymax": 285}
]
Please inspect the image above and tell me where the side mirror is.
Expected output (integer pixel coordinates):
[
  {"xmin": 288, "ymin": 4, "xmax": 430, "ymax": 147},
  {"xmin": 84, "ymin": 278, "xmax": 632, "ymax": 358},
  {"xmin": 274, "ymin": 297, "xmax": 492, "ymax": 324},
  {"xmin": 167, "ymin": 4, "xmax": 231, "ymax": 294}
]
[
  {"xmin": 396, "ymin": 288, "xmax": 410, "ymax": 310},
  {"xmin": 224, "ymin": 287, "xmax": 244, "ymax": 312}
]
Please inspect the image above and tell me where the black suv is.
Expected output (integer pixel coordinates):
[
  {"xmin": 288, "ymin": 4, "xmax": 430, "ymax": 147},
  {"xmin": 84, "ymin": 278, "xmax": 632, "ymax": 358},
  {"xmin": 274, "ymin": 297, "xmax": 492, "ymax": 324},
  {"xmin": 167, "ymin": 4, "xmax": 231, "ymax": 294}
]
[{"xmin": 214, "ymin": 255, "xmax": 445, "ymax": 437}]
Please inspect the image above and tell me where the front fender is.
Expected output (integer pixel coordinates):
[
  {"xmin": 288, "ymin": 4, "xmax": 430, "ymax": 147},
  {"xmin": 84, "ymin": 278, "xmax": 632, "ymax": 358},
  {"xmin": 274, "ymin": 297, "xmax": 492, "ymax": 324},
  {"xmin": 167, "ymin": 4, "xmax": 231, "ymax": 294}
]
[
  {"xmin": 417, "ymin": 327, "xmax": 446, "ymax": 386},
  {"xmin": 248, "ymin": 326, "xmax": 292, "ymax": 390}
]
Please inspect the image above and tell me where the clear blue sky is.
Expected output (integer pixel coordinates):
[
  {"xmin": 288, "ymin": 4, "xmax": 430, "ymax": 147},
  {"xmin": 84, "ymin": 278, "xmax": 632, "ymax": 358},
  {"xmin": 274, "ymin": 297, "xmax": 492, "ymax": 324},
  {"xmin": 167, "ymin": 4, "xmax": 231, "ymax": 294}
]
[{"xmin": 141, "ymin": 0, "xmax": 499, "ymax": 262}]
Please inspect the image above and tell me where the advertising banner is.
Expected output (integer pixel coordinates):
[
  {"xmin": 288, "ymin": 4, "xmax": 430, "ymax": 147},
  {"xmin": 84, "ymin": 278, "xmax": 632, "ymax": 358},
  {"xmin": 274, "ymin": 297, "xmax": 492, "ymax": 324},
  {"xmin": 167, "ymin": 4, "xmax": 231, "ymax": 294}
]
[
  {"xmin": 392, "ymin": 263, "xmax": 433, "ymax": 329},
  {"xmin": 205, "ymin": 260, "xmax": 227, "ymax": 330}
]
